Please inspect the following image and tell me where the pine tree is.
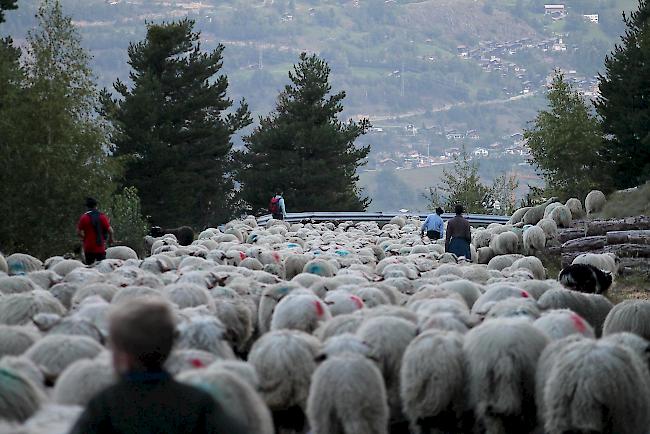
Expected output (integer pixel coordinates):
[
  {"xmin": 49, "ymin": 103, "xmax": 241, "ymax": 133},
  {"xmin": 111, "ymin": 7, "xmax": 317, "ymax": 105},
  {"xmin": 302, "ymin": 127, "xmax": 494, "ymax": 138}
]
[
  {"xmin": 0, "ymin": 0, "xmax": 118, "ymax": 257},
  {"xmin": 236, "ymin": 53, "xmax": 370, "ymax": 214},
  {"xmin": 102, "ymin": 19, "xmax": 251, "ymax": 229},
  {"xmin": 525, "ymin": 72, "xmax": 603, "ymax": 199},
  {"xmin": 595, "ymin": 0, "xmax": 650, "ymax": 189},
  {"xmin": 0, "ymin": 0, "xmax": 17, "ymax": 23}
]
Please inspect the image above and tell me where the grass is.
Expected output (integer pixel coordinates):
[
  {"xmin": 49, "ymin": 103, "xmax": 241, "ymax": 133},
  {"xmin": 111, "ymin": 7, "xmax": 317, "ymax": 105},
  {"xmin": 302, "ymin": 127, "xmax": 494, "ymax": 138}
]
[{"xmin": 607, "ymin": 274, "xmax": 650, "ymax": 304}]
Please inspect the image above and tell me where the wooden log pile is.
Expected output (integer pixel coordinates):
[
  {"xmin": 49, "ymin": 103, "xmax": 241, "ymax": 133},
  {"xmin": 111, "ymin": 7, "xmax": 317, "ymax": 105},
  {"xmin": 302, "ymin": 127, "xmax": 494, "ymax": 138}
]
[{"xmin": 558, "ymin": 217, "xmax": 650, "ymax": 274}]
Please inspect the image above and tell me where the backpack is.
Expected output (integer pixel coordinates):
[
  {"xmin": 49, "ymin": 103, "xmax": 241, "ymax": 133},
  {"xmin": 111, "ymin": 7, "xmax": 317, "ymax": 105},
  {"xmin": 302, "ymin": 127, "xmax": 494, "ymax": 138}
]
[
  {"xmin": 269, "ymin": 196, "xmax": 281, "ymax": 215},
  {"xmin": 87, "ymin": 210, "xmax": 108, "ymax": 247}
]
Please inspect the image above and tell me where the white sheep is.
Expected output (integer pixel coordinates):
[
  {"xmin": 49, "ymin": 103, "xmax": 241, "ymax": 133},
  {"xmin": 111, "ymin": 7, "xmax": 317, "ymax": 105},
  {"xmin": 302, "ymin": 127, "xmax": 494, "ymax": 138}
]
[
  {"xmin": 522, "ymin": 226, "xmax": 545, "ymax": 255},
  {"xmin": 400, "ymin": 330, "xmax": 469, "ymax": 434},
  {"xmin": 537, "ymin": 289, "xmax": 613, "ymax": 336},
  {"xmin": 314, "ymin": 314, "xmax": 364, "ymax": 341},
  {"xmin": 0, "ymin": 276, "xmax": 38, "ymax": 295},
  {"xmin": 564, "ymin": 198, "xmax": 584, "ymax": 219},
  {"xmin": 52, "ymin": 358, "xmax": 115, "ymax": 406},
  {"xmin": 602, "ymin": 299, "xmax": 650, "ymax": 340},
  {"xmin": 323, "ymin": 290, "xmax": 365, "ymax": 316},
  {"xmin": 572, "ymin": 252, "xmax": 620, "ymax": 275},
  {"xmin": 536, "ymin": 218, "xmax": 558, "ymax": 242},
  {"xmin": 510, "ymin": 256, "xmax": 546, "ymax": 280},
  {"xmin": 105, "ymin": 246, "xmax": 139, "ymax": 261},
  {"xmin": 6, "ymin": 254, "xmax": 43, "ymax": 276},
  {"xmin": 176, "ymin": 315, "xmax": 235, "ymax": 359},
  {"xmin": 549, "ymin": 205, "xmax": 571, "ymax": 228},
  {"xmin": 270, "ymin": 292, "xmax": 331, "ymax": 333},
  {"xmin": 0, "ymin": 367, "xmax": 44, "ymax": 422},
  {"xmin": 25, "ymin": 334, "xmax": 103, "ymax": 383},
  {"xmin": 585, "ymin": 190, "xmax": 606, "ymax": 215},
  {"xmin": 463, "ymin": 319, "xmax": 549, "ymax": 433},
  {"xmin": 543, "ymin": 339, "xmax": 650, "ymax": 434},
  {"xmin": 533, "ymin": 309, "xmax": 595, "ymax": 340},
  {"xmin": 307, "ymin": 352, "xmax": 388, "ymax": 434},
  {"xmin": 0, "ymin": 291, "xmax": 66, "ymax": 326}
]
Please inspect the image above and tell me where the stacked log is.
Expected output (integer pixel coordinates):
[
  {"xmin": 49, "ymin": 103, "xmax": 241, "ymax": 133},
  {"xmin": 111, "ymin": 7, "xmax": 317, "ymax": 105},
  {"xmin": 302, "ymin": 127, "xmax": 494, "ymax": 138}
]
[{"xmin": 559, "ymin": 217, "xmax": 650, "ymax": 274}]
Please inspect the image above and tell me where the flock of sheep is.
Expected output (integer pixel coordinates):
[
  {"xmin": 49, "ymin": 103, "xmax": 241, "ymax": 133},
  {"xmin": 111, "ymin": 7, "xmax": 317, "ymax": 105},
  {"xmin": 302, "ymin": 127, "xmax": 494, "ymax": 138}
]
[{"xmin": 1, "ymin": 189, "xmax": 649, "ymax": 434}]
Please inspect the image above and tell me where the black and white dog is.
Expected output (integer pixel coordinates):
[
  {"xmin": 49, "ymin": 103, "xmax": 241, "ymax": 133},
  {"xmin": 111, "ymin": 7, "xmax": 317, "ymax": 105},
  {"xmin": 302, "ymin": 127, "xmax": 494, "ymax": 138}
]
[{"xmin": 558, "ymin": 263, "xmax": 613, "ymax": 295}]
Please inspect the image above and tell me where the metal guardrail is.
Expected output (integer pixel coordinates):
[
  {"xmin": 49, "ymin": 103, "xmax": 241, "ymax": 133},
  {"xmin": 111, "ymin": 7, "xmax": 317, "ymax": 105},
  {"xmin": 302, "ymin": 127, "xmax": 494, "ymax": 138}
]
[{"xmin": 257, "ymin": 211, "xmax": 510, "ymax": 226}]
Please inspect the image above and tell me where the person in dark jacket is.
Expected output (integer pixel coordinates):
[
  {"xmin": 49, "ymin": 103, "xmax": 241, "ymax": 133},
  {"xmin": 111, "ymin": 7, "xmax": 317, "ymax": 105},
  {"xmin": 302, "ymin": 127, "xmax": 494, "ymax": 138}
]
[
  {"xmin": 445, "ymin": 204, "xmax": 472, "ymax": 259},
  {"xmin": 69, "ymin": 300, "xmax": 246, "ymax": 434}
]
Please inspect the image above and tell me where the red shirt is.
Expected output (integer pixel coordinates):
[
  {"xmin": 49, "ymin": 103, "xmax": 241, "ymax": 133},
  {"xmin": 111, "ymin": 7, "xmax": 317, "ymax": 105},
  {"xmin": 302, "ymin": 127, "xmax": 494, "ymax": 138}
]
[{"xmin": 77, "ymin": 211, "xmax": 111, "ymax": 253}]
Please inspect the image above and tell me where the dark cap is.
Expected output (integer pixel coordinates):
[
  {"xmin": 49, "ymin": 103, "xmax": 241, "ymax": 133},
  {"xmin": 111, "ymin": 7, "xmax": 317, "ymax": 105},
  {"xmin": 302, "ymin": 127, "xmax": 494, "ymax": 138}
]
[
  {"xmin": 435, "ymin": 207, "xmax": 444, "ymax": 215},
  {"xmin": 85, "ymin": 197, "xmax": 98, "ymax": 209}
]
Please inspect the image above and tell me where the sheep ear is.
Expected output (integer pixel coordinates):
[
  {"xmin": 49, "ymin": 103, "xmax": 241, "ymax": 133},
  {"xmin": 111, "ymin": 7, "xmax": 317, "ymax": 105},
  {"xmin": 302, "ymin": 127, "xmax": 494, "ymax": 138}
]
[{"xmin": 314, "ymin": 353, "xmax": 327, "ymax": 363}]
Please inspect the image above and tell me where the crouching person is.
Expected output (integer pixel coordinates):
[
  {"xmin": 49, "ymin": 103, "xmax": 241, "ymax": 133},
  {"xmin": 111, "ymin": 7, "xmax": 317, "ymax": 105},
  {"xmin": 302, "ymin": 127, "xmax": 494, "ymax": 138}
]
[{"xmin": 69, "ymin": 299, "xmax": 246, "ymax": 434}]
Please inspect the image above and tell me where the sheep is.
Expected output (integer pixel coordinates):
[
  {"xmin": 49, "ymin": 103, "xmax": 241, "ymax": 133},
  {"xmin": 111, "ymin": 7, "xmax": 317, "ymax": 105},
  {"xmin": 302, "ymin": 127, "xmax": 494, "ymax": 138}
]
[
  {"xmin": 0, "ymin": 291, "xmax": 66, "ymax": 326},
  {"xmin": 601, "ymin": 332, "xmax": 650, "ymax": 373},
  {"xmin": 176, "ymin": 315, "xmax": 235, "ymax": 359},
  {"xmin": 213, "ymin": 299, "xmax": 253, "ymax": 355},
  {"xmin": 163, "ymin": 283, "xmax": 215, "ymax": 311},
  {"xmin": 0, "ymin": 253, "xmax": 7, "ymax": 274},
  {"xmin": 0, "ymin": 367, "xmax": 44, "ymax": 422},
  {"xmin": 603, "ymin": 299, "xmax": 650, "ymax": 340},
  {"xmin": 517, "ymin": 279, "xmax": 562, "ymax": 300},
  {"xmin": 537, "ymin": 289, "xmax": 613, "ymax": 336},
  {"xmin": 564, "ymin": 197, "xmax": 584, "ymax": 219},
  {"xmin": 491, "ymin": 231, "xmax": 519, "ymax": 255},
  {"xmin": 284, "ymin": 254, "xmax": 311, "ymax": 280},
  {"xmin": 303, "ymin": 258, "xmax": 335, "ymax": 278},
  {"xmin": 25, "ymin": 334, "xmax": 103, "ymax": 383},
  {"xmin": 164, "ymin": 349, "xmax": 217, "ymax": 375},
  {"xmin": 50, "ymin": 259, "xmax": 85, "ymax": 278},
  {"xmin": 585, "ymin": 190, "xmax": 606, "ymax": 215},
  {"xmin": 543, "ymin": 202, "xmax": 562, "ymax": 219},
  {"xmin": 270, "ymin": 292, "xmax": 331, "ymax": 334},
  {"xmin": 207, "ymin": 360, "xmax": 260, "ymax": 390},
  {"xmin": 572, "ymin": 252, "xmax": 620, "ymax": 275},
  {"xmin": 0, "ymin": 356, "xmax": 45, "ymax": 391},
  {"xmin": 485, "ymin": 297, "xmax": 541, "ymax": 321},
  {"xmin": 522, "ymin": 226, "xmax": 545, "ymax": 255},
  {"xmin": 477, "ymin": 247, "xmax": 495, "ymax": 265},
  {"xmin": 105, "ymin": 246, "xmax": 139, "ymax": 261},
  {"xmin": 559, "ymin": 263, "xmax": 613, "ymax": 294},
  {"xmin": 511, "ymin": 256, "xmax": 546, "ymax": 280},
  {"xmin": 533, "ymin": 309, "xmax": 595, "ymax": 340},
  {"xmin": 52, "ymin": 358, "xmax": 115, "ymax": 406},
  {"xmin": 314, "ymin": 314, "xmax": 364, "ymax": 341},
  {"xmin": 179, "ymin": 368, "xmax": 274, "ymax": 434},
  {"xmin": 438, "ymin": 279, "xmax": 483, "ymax": 308},
  {"xmin": 248, "ymin": 330, "xmax": 320, "ymax": 433},
  {"xmin": 20, "ymin": 404, "xmax": 83, "ymax": 434},
  {"xmin": 356, "ymin": 316, "xmax": 418, "ymax": 427},
  {"xmin": 0, "ymin": 325, "xmax": 40, "ymax": 357},
  {"xmin": 6, "ymin": 254, "xmax": 43, "ymax": 276},
  {"xmin": 509, "ymin": 207, "xmax": 531, "ymax": 225},
  {"xmin": 257, "ymin": 282, "xmax": 304, "ymax": 334},
  {"xmin": 400, "ymin": 330, "xmax": 470, "ymax": 434},
  {"xmin": 487, "ymin": 254, "xmax": 523, "ymax": 271},
  {"xmin": 111, "ymin": 285, "xmax": 163, "ymax": 305},
  {"xmin": 471, "ymin": 284, "xmax": 532, "ymax": 317},
  {"xmin": 522, "ymin": 204, "xmax": 546, "ymax": 225},
  {"xmin": 48, "ymin": 317, "xmax": 103, "ymax": 343},
  {"xmin": 536, "ymin": 218, "xmax": 558, "ymax": 242},
  {"xmin": 0, "ymin": 276, "xmax": 38, "ymax": 294},
  {"xmin": 71, "ymin": 282, "xmax": 118, "ymax": 307},
  {"xmin": 549, "ymin": 205, "xmax": 571, "ymax": 228},
  {"xmin": 323, "ymin": 290, "xmax": 365, "ymax": 316},
  {"xmin": 463, "ymin": 319, "xmax": 549, "ymax": 434},
  {"xmin": 307, "ymin": 352, "xmax": 388, "ymax": 434},
  {"xmin": 543, "ymin": 339, "xmax": 650, "ymax": 434},
  {"xmin": 49, "ymin": 283, "xmax": 79, "ymax": 310},
  {"xmin": 26, "ymin": 270, "xmax": 62, "ymax": 290}
]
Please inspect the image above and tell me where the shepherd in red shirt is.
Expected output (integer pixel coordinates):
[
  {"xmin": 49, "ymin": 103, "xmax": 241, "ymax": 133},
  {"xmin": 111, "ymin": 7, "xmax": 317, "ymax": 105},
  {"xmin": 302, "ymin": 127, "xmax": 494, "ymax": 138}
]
[{"xmin": 77, "ymin": 197, "xmax": 114, "ymax": 265}]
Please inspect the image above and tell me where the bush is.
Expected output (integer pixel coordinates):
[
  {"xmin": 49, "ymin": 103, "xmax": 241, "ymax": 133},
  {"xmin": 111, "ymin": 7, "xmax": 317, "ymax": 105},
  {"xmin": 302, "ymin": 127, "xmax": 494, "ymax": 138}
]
[{"xmin": 108, "ymin": 187, "xmax": 148, "ymax": 256}]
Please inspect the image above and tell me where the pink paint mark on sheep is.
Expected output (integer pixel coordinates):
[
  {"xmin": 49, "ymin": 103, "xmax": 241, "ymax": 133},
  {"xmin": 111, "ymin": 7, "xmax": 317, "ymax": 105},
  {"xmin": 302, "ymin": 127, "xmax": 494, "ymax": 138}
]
[
  {"xmin": 314, "ymin": 300, "xmax": 325, "ymax": 317},
  {"xmin": 520, "ymin": 291, "xmax": 530, "ymax": 298},
  {"xmin": 272, "ymin": 252, "xmax": 281, "ymax": 263},
  {"xmin": 190, "ymin": 358, "xmax": 205, "ymax": 368},
  {"xmin": 570, "ymin": 313, "xmax": 587, "ymax": 333},
  {"xmin": 350, "ymin": 295, "xmax": 364, "ymax": 309},
  {"xmin": 239, "ymin": 252, "xmax": 247, "ymax": 261}
]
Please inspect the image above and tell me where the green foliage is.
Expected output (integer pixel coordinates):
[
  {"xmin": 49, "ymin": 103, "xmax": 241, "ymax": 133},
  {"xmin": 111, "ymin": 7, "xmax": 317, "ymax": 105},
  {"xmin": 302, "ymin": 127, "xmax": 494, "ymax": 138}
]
[
  {"xmin": 524, "ymin": 72, "xmax": 603, "ymax": 200},
  {"xmin": 424, "ymin": 147, "xmax": 517, "ymax": 214},
  {"xmin": 236, "ymin": 53, "xmax": 371, "ymax": 214},
  {"xmin": 0, "ymin": 0, "xmax": 118, "ymax": 258},
  {"xmin": 102, "ymin": 19, "xmax": 252, "ymax": 229},
  {"xmin": 596, "ymin": 0, "xmax": 650, "ymax": 190},
  {"xmin": 107, "ymin": 187, "xmax": 148, "ymax": 255}
]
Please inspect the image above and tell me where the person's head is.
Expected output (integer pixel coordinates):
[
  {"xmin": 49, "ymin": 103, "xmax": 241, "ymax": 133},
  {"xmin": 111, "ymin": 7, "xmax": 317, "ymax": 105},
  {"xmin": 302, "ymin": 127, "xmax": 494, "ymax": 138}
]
[
  {"xmin": 275, "ymin": 189, "xmax": 283, "ymax": 197},
  {"xmin": 435, "ymin": 207, "xmax": 444, "ymax": 215},
  {"xmin": 108, "ymin": 299, "xmax": 176, "ymax": 374},
  {"xmin": 85, "ymin": 197, "xmax": 98, "ymax": 210},
  {"xmin": 455, "ymin": 204, "xmax": 464, "ymax": 215}
]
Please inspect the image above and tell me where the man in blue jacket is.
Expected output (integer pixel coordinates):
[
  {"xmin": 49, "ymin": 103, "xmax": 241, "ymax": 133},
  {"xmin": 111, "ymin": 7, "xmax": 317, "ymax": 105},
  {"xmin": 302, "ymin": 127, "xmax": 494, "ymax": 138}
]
[{"xmin": 421, "ymin": 207, "xmax": 445, "ymax": 240}]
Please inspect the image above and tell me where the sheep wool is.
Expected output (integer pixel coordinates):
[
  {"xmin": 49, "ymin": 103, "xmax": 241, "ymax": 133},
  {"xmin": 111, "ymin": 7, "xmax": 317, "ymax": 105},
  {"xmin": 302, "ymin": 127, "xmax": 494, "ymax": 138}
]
[
  {"xmin": 463, "ymin": 319, "xmax": 549, "ymax": 434},
  {"xmin": 537, "ymin": 289, "xmax": 613, "ymax": 336},
  {"xmin": 603, "ymin": 300, "xmax": 650, "ymax": 340},
  {"xmin": 52, "ymin": 358, "xmax": 115, "ymax": 406},
  {"xmin": 585, "ymin": 190, "xmax": 606, "ymax": 215},
  {"xmin": 543, "ymin": 339, "xmax": 650, "ymax": 434},
  {"xmin": 24, "ymin": 335, "xmax": 103, "ymax": 382},
  {"xmin": 307, "ymin": 353, "xmax": 388, "ymax": 434},
  {"xmin": 0, "ymin": 325, "xmax": 40, "ymax": 357},
  {"xmin": 564, "ymin": 198, "xmax": 584, "ymax": 219},
  {"xmin": 270, "ymin": 292, "xmax": 332, "ymax": 334},
  {"xmin": 400, "ymin": 331, "xmax": 469, "ymax": 434},
  {"xmin": 533, "ymin": 309, "xmax": 595, "ymax": 341},
  {"xmin": 549, "ymin": 205, "xmax": 571, "ymax": 228},
  {"xmin": 522, "ymin": 226, "xmax": 545, "ymax": 255},
  {"xmin": 0, "ymin": 367, "xmax": 44, "ymax": 422}
]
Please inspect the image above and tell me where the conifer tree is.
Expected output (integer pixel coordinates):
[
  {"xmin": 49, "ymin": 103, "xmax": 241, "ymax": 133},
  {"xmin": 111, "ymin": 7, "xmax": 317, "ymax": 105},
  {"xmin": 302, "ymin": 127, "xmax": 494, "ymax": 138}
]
[
  {"xmin": 525, "ymin": 72, "xmax": 603, "ymax": 199},
  {"xmin": 236, "ymin": 53, "xmax": 370, "ymax": 214},
  {"xmin": 596, "ymin": 0, "xmax": 650, "ymax": 189},
  {"xmin": 0, "ymin": 0, "xmax": 117, "ymax": 257},
  {"xmin": 102, "ymin": 19, "xmax": 251, "ymax": 229}
]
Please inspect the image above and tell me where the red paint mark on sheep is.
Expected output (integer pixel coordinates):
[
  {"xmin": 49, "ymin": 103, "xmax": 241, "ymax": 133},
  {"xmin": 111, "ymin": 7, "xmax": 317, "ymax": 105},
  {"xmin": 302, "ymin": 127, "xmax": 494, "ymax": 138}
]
[
  {"xmin": 314, "ymin": 300, "xmax": 325, "ymax": 317},
  {"xmin": 350, "ymin": 295, "xmax": 365, "ymax": 309},
  {"xmin": 272, "ymin": 252, "xmax": 281, "ymax": 263},
  {"xmin": 520, "ymin": 291, "xmax": 530, "ymax": 298},
  {"xmin": 190, "ymin": 358, "xmax": 205, "ymax": 368},
  {"xmin": 239, "ymin": 252, "xmax": 247, "ymax": 261},
  {"xmin": 570, "ymin": 313, "xmax": 587, "ymax": 333}
]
